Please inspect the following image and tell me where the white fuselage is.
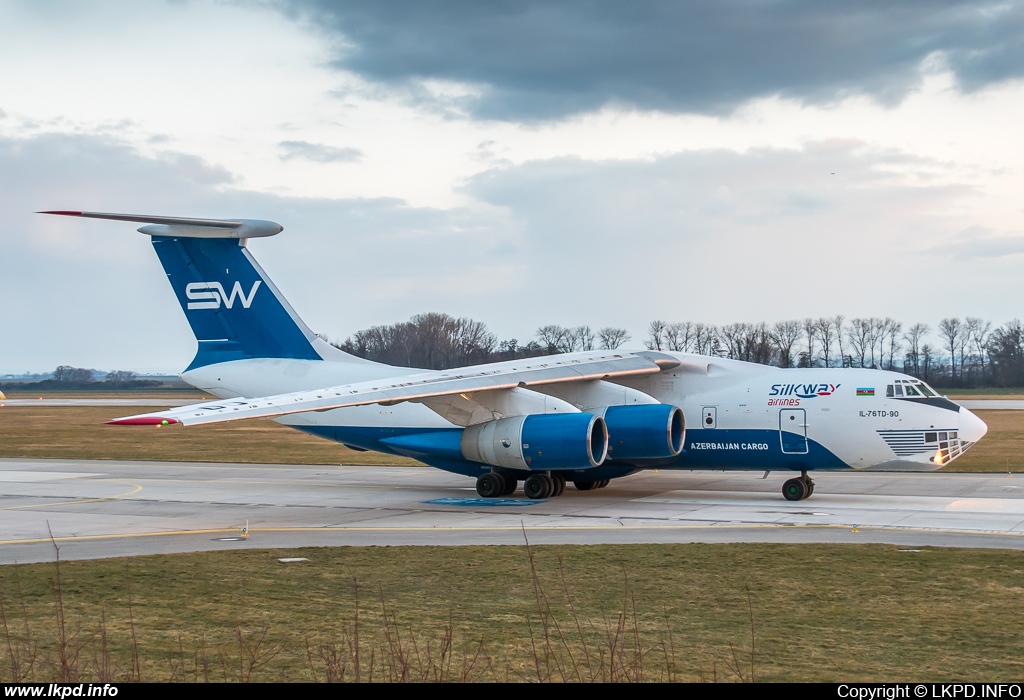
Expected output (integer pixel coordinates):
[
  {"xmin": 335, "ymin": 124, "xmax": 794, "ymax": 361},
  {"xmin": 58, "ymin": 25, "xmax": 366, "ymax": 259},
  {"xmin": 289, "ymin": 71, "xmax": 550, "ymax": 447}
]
[{"xmin": 181, "ymin": 352, "xmax": 987, "ymax": 473}]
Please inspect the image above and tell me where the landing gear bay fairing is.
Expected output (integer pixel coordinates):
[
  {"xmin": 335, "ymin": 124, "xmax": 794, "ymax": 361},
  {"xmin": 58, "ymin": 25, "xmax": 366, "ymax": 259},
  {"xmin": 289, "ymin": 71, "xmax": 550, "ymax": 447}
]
[{"xmin": 46, "ymin": 212, "xmax": 988, "ymax": 501}]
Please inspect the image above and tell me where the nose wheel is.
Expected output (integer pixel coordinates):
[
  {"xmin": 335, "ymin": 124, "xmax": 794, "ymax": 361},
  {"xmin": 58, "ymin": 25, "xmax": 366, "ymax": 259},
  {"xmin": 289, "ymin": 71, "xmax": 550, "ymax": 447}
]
[{"xmin": 782, "ymin": 472, "xmax": 815, "ymax": 501}]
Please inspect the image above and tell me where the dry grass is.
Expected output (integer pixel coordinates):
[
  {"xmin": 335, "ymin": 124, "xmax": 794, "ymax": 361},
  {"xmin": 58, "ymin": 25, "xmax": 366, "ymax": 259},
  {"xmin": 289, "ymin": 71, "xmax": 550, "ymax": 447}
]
[
  {"xmin": 2, "ymin": 543, "xmax": 1023, "ymax": 682},
  {"xmin": 0, "ymin": 405, "xmax": 420, "ymax": 466},
  {"xmin": 941, "ymin": 410, "xmax": 1024, "ymax": 473}
]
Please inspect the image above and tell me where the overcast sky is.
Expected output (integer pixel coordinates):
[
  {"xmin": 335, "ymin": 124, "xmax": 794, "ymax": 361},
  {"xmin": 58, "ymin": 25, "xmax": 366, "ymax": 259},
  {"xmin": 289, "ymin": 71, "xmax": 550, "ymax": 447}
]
[{"xmin": 3, "ymin": 0, "xmax": 1023, "ymax": 373}]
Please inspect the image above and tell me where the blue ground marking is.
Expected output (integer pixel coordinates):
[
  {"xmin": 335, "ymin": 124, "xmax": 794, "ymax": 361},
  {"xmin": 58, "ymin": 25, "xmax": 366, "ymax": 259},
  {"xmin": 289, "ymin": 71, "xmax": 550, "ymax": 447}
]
[{"xmin": 423, "ymin": 497, "xmax": 540, "ymax": 507}]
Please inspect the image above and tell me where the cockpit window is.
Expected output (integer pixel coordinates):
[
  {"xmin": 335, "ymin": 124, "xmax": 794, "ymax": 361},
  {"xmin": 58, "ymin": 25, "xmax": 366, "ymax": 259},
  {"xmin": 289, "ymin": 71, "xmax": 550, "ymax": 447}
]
[{"xmin": 889, "ymin": 380, "xmax": 940, "ymax": 398}]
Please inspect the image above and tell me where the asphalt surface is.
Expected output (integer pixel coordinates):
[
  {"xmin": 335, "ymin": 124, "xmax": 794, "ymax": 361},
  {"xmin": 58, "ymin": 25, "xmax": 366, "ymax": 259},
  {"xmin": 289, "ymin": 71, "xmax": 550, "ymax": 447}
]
[{"xmin": 3, "ymin": 458, "xmax": 1024, "ymax": 563}]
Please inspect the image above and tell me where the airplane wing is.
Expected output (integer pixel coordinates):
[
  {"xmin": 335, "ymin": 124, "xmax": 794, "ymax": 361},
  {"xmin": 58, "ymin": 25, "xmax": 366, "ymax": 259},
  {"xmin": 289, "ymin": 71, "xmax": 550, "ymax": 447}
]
[{"xmin": 108, "ymin": 351, "xmax": 682, "ymax": 426}]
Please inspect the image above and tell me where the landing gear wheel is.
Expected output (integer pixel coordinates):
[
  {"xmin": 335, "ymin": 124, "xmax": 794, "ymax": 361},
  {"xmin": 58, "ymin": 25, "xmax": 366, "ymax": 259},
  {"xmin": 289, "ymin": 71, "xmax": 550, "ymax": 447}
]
[
  {"xmin": 782, "ymin": 477, "xmax": 807, "ymax": 501},
  {"xmin": 501, "ymin": 474, "xmax": 518, "ymax": 496},
  {"xmin": 476, "ymin": 473, "xmax": 505, "ymax": 498},
  {"xmin": 597, "ymin": 479, "xmax": 610, "ymax": 488},
  {"xmin": 551, "ymin": 473, "xmax": 566, "ymax": 497},
  {"xmin": 800, "ymin": 471, "xmax": 815, "ymax": 499},
  {"xmin": 573, "ymin": 480, "xmax": 598, "ymax": 491},
  {"xmin": 524, "ymin": 474, "xmax": 554, "ymax": 499}
]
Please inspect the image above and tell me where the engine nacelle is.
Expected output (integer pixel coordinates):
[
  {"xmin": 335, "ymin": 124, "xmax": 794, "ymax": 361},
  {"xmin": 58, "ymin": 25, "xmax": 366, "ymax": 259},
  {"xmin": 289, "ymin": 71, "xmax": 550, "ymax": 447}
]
[
  {"xmin": 596, "ymin": 404, "xmax": 685, "ymax": 460},
  {"xmin": 461, "ymin": 413, "xmax": 608, "ymax": 471}
]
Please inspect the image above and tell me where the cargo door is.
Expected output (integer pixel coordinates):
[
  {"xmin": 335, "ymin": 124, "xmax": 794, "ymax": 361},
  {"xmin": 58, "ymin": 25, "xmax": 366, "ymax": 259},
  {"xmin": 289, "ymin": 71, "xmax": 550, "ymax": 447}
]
[{"xmin": 779, "ymin": 408, "xmax": 808, "ymax": 454}]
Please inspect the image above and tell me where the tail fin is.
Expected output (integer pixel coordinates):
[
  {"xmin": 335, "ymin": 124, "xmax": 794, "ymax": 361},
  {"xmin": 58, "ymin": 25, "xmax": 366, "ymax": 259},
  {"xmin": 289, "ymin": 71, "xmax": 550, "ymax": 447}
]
[
  {"xmin": 152, "ymin": 236, "xmax": 323, "ymax": 369},
  {"xmin": 40, "ymin": 211, "xmax": 343, "ymax": 370}
]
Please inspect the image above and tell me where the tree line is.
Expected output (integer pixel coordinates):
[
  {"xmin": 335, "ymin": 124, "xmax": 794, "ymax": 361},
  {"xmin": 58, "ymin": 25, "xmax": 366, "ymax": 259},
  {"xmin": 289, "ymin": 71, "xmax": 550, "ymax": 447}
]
[
  {"xmin": 644, "ymin": 316, "xmax": 1024, "ymax": 387},
  {"xmin": 0, "ymin": 366, "xmax": 163, "ymax": 391},
  {"xmin": 334, "ymin": 313, "xmax": 1024, "ymax": 387},
  {"xmin": 332, "ymin": 313, "xmax": 632, "ymax": 370}
]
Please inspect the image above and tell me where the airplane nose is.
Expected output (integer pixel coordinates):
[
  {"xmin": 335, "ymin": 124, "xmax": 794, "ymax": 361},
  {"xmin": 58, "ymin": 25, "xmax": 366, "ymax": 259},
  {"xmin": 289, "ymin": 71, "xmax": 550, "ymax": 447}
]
[{"xmin": 959, "ymin": 407, "xmax": 988, "ymax": 444}]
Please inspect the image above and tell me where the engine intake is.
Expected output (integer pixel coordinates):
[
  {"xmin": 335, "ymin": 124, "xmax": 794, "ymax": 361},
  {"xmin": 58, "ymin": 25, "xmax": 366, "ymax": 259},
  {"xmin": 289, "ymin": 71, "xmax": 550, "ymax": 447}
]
[
  {"xmin": 600, "ymin": 404, "xmax": 685, "ymax": 460},
  {"xmin": 461, "ymin": 413, "xmax": 608, "ymax": 471}
]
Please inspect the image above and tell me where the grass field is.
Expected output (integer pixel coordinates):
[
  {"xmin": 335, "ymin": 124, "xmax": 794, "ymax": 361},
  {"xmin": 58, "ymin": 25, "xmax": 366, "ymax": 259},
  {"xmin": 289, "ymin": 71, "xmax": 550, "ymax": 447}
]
[
  {"xmin": 0, "ymin": 405, "xmax": 420, "ymax": 466},
  {"xmin": 0, "ymin": 403, "xmax": 1020, "ymax": 471},
  {"xmin": 1, "ymin": 543, "xmax": 1022, "ymax": 682},
  {"xmin": 946, "ymin": 388, "xmax": 1024, "ymax": 399}
]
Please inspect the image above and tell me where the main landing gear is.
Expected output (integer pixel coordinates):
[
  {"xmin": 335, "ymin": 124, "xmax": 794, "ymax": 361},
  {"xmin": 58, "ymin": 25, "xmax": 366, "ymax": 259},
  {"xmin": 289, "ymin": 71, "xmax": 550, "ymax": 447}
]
[
  {"xmin": 475, "ymin": 472, "xmax": 518, "ymax": 498},
  {"xmin": 782, "ymin": 471, "xmax": 815, "ymax": 501},
  {"xmin": 475, "ymin": 472, "xmax": 610, "ymax": 499}
]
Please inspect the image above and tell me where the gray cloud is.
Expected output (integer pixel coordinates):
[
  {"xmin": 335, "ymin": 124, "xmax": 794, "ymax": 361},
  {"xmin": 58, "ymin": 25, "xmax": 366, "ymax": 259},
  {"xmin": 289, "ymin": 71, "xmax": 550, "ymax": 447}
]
[
  {"xmin": 3, "ymin": 132, "xmax": 1016, "ymax": 373},
  {"xmin": 278, "ymin": 0, "xmax": 1024, "ymax": 119},
  {"xmin": 278, "ymin": 140, "xmax": 364, "ymax": 163},
  {"xmin": 460, "ymin": 141, "xmax": 1006, "ymax": 328},
  {"xmin": 0, "ymin": 132, "xmax": 516, "ymax": 372}
]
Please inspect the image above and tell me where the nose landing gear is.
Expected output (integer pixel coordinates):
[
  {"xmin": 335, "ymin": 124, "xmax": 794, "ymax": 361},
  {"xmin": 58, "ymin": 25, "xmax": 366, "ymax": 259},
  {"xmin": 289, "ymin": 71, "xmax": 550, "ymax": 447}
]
[{"xmin": 782, "ymin": 471, "xmax": 815, "ymax": 501}]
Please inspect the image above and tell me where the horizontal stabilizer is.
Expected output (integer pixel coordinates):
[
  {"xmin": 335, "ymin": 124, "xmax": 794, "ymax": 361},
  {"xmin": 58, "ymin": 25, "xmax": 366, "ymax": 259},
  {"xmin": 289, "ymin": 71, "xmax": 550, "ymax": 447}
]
[{"xmin": 39, "ymin": 211, "xmax": 283, "ymax": 239}]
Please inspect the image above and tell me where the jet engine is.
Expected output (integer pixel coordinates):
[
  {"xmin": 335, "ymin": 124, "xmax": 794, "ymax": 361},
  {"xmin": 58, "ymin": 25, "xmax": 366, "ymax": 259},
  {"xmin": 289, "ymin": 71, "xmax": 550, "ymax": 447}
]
[
  {"xmin": 460, "ymin": 413, "xmax": 608, "ymax": 471},
  {"xmin": 596, "ymin": 404, "xmax": 685, "ymax": 460}
]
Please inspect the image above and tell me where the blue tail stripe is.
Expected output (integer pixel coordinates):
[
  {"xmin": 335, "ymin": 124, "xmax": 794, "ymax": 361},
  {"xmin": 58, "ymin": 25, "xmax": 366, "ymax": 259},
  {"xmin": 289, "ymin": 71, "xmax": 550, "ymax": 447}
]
[{"xmin": 151, "ymin": 236, "xmax": 321, "ymax": 369}]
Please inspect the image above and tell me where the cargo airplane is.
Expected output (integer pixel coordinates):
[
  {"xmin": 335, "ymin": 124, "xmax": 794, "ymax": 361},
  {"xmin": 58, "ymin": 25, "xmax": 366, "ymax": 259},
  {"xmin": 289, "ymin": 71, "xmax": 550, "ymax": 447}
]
[{"xmin": 43, "ymin": 211, "xmax": 988, "ymax": 501}]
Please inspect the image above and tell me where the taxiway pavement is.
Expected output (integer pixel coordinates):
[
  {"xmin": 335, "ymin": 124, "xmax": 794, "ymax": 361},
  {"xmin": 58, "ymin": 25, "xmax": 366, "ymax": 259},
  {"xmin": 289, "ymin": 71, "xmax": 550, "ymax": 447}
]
[{"xmin": 3, "ymin": 458, "xmax": 1024, "ymax": 563}]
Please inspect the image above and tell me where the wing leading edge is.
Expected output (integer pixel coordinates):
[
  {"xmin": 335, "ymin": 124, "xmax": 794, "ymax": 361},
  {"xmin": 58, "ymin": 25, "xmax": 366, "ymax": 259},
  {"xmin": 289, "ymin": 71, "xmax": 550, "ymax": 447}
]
[{"xmin": 109, "ymin": 351, "xmax": 681, "ymax": 427}]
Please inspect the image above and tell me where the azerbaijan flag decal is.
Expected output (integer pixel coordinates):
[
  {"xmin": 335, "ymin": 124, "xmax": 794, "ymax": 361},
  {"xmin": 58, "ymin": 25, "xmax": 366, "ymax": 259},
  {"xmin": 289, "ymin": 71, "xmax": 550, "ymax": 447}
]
[{"xmin": 856, "ymin": 387, "xmax": 875, "ymax": 397}]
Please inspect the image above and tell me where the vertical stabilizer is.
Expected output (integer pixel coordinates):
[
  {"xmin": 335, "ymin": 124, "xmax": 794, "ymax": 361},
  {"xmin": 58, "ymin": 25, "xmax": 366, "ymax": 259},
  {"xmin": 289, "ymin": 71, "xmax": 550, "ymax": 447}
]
[
  {"xmin": 40, "ymin": 211, "xmax": 365, "ymax": 369},
  {"xmin": 152, "ymin": 236, "xmax": 323, "ymax": 369}
]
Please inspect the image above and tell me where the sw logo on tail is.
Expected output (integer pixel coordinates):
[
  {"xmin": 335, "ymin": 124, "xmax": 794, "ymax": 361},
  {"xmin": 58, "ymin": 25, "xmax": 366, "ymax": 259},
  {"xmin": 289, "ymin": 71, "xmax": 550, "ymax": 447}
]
[{"xmin": 185, "ymin": 281, "xmax": 261, "ymax": 310}]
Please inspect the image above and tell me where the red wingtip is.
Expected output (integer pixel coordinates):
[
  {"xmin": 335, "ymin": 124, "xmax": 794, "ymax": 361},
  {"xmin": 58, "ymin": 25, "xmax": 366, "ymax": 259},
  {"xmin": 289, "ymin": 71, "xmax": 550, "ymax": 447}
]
[
  {"xmin": 38, "ymin": 211, "xmax": 83, "ymax": 216},
  {"xmin": 107, "ymin": 417, "xmax": 179, "ymax": 426}
]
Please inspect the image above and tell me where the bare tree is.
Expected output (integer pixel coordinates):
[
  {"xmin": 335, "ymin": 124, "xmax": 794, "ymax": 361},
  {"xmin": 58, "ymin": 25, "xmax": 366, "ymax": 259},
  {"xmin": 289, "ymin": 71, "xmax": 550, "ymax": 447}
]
[
  {"xmin": 721, "ymin": 323, "xmax": 775, "ymax": 365},
  {"xmin": 338, "ymin": 313, "xmax": 497, "ymax": 370},
  {"xmin": 645, "ymin": 320, "xmax": 668, "ymax": 350},
  {"xmin": 802, "ymin": 318, "xmax": 818, "ymax": 368},
  {"xmin": 692, "ymin": 323, "xmax": 720, "ymax": 356},
  {"xmin": 53, "ymin": 366, "xmax": 94, "ymax": 383},
  {"xmin": 598, "ymin": 327, "xmax": 630, "ymax": 350},
  {"xmin": 664, "ymin": 322, "xmax": 694, "ymax": 352},
  {"xmin": 563, "ymin": 325, "xmax": 596, "ymax": 352},
  {"xmin": 921, "ymin": 343, "xmax": 934, "ymax": 382},
  {"xmin": 966, "ymin": 317, "xmax": 992, "ymax": 382},
  {"xmin": 832, "ymin": 315, "xmax": 847, "ymax": 367},
  {"xmin": 846, "ymin": 318, "xmax": 872, "ymax": 368},
  {"xmin": 536, "ymin": 325, "xmax": 566, "ymax": 353},
  {"xmin": 771, "ymin": 320, "xmax": 803, "ymax": 368},
  {"xmin": 938, "ymin": 318, "xmax": 964, "ymax": 384},
  {"xmin": 883, "ymin": 318, "xmax": 903, "ymax": 370},
  {"xmin": 903, "ymin": 323, "xmax": 929, "ymax": 376},
  {"xmin": 815, "ymin": 317, "xmax": 836, "ymax": 367}
]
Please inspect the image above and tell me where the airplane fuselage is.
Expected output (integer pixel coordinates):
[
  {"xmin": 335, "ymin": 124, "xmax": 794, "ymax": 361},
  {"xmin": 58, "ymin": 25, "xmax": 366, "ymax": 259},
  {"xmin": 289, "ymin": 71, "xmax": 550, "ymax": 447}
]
[{"xmin": 181, "ymin": 353, "xmax": 986, "ymax": 478}]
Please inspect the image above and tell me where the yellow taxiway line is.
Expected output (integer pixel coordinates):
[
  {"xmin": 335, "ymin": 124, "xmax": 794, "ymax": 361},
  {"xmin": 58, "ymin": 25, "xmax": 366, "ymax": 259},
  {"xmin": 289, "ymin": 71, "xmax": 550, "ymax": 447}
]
[{"xmin": 0, "ymin": 481, "xmax": 143, "ymax": 511}]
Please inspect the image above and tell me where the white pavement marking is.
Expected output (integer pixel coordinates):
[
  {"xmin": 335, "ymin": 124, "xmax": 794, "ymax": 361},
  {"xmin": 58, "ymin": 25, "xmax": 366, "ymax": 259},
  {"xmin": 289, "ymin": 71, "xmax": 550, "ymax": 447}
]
[{"xmin": 0, "ymin": 471, "xmax": 104, "ymax": 482}]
